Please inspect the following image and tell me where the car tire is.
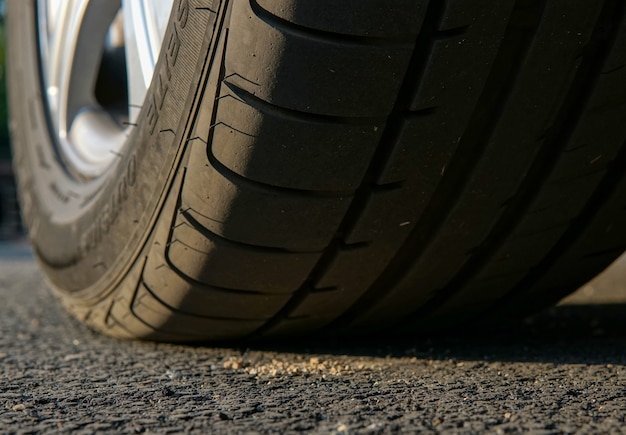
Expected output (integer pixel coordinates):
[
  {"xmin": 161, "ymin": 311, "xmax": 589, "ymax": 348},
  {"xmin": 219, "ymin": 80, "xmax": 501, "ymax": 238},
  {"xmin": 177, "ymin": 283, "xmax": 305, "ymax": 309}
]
[{"xmin": 8, "ymin": 0, "xmax": 626, "ymax": 341}]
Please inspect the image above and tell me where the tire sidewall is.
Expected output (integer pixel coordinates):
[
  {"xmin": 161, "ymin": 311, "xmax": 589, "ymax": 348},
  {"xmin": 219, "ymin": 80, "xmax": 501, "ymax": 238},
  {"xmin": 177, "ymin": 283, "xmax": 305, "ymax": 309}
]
[{"xmin": 7, "ymin": 0, "xmax": 217, "ymax": 296}]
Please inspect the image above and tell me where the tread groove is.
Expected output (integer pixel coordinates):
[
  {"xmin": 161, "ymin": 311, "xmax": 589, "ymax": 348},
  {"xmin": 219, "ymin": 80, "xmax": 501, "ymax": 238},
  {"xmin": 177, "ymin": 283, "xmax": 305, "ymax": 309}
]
[
  {"xmin": 190, "ymin": 135, "xmax": 356, "ymax": 198},
  {"xmin": 331, "ymin": 0, "xmax": 550, "ymax": 328},
  {"xmin": 250, "ymin": 0, "xmax": 445, "ymax": 337},
  {"xmin": 222, "ymin": 80, "xmax": 381, "ymax": 125},
  {"xmin": 433, "ymin": 25, "xmax": 471, "ymax": 40},
  {"xmin": 582, "ymin": 245, "xmax": 626, "ymax": 260},
  {"xmin": 495, "ymin": 139, "xmax": 626, "ymax": 309},
  {"xmin": 249, "ymin": 0, "xmax": 416, "ymax": 46},
  {"xmin": 402, "ymin": 0, "xmax": 625, "ymax": 325},
  {"xmin": 162, "ymin": 248, "xmax": 273, "ymax": 296},
  {"xmin": 140, "ymin": 280, "xmax": 269, "ymax": 321},
  {"xmin": 180, "ymin": 208, "xmax": 324, "ymax": 254}
]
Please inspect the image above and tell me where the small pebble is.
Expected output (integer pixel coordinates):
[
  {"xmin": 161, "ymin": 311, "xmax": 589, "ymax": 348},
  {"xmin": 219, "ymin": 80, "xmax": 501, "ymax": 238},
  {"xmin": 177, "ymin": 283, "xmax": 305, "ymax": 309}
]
[{"xmin": 161, "ymin": 387, "xmax": 176, "ymax": 397}]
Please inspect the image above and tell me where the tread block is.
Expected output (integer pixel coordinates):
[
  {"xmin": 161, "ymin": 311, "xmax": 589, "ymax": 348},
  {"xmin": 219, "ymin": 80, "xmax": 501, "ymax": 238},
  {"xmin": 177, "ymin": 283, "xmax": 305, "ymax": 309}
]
[
  {"xmin": 512, "ymin": 174, "xmax": 606, "ymax": 238},
  {"xmin": 438, "ymin": 0, "xmax": 514, "ymax": 30},
  {"xmin": 413, "ymin": 275, "xmax": 527, "ymax": 329},
  {"xmin": 143, "ymin": 251, "xmax": 290, "ymax": 320},
  {"xmin": 131, "ymin": 283, "xmax": 263, "ymax": 338},
  {"xmin": 283, "ymin": 290, "xmax": 351, "ymax": 330},
  {"xmin": 519, "ymin": 196, "xmax": 626, "ymax": 308},
  {"xmin": 227, "ymin": 0, "xmax": 416, "ymax": 117},
  {"xmin": 259, "ymin": 241, "xmax": 407, "ymax": 334},
  {"xmin": 409, "ymin": 0, "xmax": 515, "ymax": 111},
  {"xmin": 302, "ymin": 249, "xmax": 390, "ymax": 323},
  {"xmin": 475, "ymin": 227, "xmax": 566, "ymax": 281},
  {"xmin": 344, "ymin": 188, "xmax": 415, "ymax": 249},
  {"xmin": 212, "ymin": 86, "xmax": 382, "ymax": 191},
  {"xmin": 255, "ymin": 0, "xmax": 426, "ymax": 38},
  {"xmin": 168, "ymin": 213, "xmax": 322, "ymax": 293},
  {"xmin": 260, "ymin": 316, "xmax": 321, "ymax": 337},
  {"xmin": 378, "ymin": 114, "xmax": 461, "ymax": 185},
  {"xmin": 106, "ymin": 295, "xmax": 163, "ymax": 340},
  {"xmin": 183, "ymin": 139, "xmax": 352, "ymax": 251}
]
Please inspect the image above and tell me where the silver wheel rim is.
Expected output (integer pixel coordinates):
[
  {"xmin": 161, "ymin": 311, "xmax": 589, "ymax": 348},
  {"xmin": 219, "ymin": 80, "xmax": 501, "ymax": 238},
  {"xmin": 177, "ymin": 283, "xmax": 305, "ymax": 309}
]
[{"xmin": 37, "ymin": 0, "xmax": 175, "ymax": 178}]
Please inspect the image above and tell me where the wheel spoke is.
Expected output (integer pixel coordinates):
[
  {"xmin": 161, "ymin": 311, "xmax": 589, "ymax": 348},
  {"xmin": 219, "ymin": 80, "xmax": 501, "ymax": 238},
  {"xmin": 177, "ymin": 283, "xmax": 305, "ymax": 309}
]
[
  {"xmin": 42, "ymin": 0, "xmax": 121, "ymax": 140},
  {"xmin": 122, "ymin": 0, "xmax": 174, "ymax": 123}
]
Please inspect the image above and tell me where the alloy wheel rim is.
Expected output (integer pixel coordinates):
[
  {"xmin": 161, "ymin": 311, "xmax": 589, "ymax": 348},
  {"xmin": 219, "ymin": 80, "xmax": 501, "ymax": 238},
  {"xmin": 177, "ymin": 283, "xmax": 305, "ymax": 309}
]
[{"xmin": 37, "ymin": 0, "xmax": 175, "ymax": 179}]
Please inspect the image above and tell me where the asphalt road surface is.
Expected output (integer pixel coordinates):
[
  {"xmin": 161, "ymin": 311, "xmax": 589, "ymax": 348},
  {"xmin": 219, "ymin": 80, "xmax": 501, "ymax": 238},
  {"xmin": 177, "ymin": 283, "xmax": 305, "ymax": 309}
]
[{"xmin": 2, "ymin": 244, "xmax": 626, "ymax": 433}]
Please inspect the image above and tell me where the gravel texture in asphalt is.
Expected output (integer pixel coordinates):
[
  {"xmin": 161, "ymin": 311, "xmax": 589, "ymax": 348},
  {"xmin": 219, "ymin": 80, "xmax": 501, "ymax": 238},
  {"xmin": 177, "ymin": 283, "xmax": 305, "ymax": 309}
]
[{"xmin": 1, "ymin": 249, "xmax": 626, "ymax": 433}]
